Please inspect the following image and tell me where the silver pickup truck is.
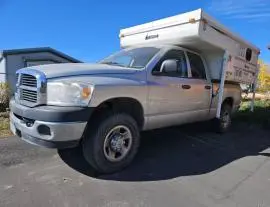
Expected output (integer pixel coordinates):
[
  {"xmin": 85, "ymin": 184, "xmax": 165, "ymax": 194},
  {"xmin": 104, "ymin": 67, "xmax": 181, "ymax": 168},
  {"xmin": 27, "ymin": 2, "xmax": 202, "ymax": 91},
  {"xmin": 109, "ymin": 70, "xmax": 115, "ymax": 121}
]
[{"xmin": 10, "ymin": 45, "xmax": 241, "ymax": 173}]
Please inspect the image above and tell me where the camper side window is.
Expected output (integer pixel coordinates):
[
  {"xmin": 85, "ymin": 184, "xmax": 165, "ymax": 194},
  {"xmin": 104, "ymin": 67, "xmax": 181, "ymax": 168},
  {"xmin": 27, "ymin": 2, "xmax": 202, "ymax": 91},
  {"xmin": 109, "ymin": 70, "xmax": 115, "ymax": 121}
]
[
  {"xmin": 153, "ymin": 50, "xmax": 188, "ymax": 77},
  {"xmin": 187, "ymin": 52, "xmax": 206, "ymax": 79}
]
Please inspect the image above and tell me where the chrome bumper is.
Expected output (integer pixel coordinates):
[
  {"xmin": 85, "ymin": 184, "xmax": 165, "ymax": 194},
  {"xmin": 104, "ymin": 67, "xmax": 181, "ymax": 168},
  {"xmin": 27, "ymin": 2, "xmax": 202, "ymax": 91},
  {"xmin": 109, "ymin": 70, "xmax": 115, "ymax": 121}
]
[{"xmin": 10, "ymin": 112, "xmax": 87, "ymax": 148}]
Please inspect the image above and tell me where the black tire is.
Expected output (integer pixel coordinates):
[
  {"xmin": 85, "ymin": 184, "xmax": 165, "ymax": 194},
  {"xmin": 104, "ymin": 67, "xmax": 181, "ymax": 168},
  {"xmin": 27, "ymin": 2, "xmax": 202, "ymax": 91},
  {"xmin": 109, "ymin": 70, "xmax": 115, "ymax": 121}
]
[
  {"xmin": 215, "ymin": 103, "xmax": 232, "ymax": 133},
  {"xmin": 82, "ymin": 113, "xmax": 140, "ymax": 174}
]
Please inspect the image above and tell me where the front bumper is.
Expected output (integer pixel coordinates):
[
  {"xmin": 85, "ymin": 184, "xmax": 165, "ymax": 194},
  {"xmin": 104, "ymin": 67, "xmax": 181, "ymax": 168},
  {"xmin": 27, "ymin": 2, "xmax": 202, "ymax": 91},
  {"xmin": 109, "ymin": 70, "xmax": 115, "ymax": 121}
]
[{"xmin": 10, "ymin": 99, "xmax": 92, "ymax": 149}]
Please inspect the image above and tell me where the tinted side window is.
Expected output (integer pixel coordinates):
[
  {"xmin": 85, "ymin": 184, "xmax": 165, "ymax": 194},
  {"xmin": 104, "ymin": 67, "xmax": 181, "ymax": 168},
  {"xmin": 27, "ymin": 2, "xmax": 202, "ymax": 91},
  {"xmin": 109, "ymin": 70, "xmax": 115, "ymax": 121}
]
[
  {"xmin": 153, "ymin": 50, "xmax": 188, "ymax": 77},
  {"xmin": 187, "ymin": 52, "xmax": 206, "ymax": 79}
]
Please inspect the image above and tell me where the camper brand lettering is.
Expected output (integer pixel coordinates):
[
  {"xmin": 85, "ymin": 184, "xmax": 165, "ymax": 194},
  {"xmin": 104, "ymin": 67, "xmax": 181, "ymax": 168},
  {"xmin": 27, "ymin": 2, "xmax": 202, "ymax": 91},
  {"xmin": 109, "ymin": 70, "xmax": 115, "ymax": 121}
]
[{"xmin": 145, "ymin": 34, "xmax": 159, "ymax": 40}]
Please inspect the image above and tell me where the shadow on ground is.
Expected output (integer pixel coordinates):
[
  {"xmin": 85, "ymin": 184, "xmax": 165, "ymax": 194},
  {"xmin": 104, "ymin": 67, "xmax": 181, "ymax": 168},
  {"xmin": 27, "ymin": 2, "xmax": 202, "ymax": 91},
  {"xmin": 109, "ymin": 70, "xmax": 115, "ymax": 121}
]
[{"xmin": 58, "ymin": 122, "xmax": 270, "ymax": 182}]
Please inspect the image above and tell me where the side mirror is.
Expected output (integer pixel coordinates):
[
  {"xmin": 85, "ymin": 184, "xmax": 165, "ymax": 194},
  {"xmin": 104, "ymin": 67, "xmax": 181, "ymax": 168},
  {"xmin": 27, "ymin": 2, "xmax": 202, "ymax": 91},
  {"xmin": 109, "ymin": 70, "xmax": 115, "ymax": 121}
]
[{"xmin": 160, "ymin": 59, "xmax": 178, "ymax": 73}]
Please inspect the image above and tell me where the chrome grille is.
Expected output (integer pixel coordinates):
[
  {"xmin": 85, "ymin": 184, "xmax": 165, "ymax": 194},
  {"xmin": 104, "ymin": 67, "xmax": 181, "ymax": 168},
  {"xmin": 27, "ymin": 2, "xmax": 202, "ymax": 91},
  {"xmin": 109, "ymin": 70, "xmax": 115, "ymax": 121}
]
[
  {"xmin": 16, "ymin": 73, "xmax": 19, "ymax": 83},
  {"xmin": 20, "ymin": 74, "xmax": 37, "ymax": 87},
  {"xmin": 15, "ymin": 69, "xmax": 47, "ymax": 107},
  {"xmin": 20, "ymin": 89, "xmax": 37, "ymax": 103}
]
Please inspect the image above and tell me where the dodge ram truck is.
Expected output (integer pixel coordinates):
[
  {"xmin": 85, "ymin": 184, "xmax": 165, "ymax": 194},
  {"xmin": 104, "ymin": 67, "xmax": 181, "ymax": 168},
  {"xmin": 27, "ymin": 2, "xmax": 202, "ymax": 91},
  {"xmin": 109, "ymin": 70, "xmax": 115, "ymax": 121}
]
[{"xmin": 10, "ymin": 45, "xmax": 241, "ymax": 173}]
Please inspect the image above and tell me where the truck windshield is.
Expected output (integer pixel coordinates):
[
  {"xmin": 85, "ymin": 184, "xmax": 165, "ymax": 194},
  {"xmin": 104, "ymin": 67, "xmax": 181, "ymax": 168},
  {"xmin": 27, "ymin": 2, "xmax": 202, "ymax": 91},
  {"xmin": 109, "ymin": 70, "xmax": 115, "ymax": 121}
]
[{"xmin": 100, "ymin": 47, "xmax": 160, "ymax": 69}]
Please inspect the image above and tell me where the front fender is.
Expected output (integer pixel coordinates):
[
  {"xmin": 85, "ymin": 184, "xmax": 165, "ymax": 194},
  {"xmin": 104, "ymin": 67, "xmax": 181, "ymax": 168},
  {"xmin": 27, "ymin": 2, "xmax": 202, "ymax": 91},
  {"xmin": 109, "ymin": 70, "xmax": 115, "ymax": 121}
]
[{"xmin": 89, "ymin": 77, "xmax": 147, "ymax": 110}]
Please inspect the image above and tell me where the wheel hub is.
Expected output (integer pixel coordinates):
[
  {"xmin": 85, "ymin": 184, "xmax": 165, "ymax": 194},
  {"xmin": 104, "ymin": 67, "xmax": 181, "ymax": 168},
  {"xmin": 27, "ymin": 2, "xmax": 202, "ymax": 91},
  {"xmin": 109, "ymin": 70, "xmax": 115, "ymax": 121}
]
[{"xmin": 110, "ymin": 135, "xmax": 125, "ymax": 152}]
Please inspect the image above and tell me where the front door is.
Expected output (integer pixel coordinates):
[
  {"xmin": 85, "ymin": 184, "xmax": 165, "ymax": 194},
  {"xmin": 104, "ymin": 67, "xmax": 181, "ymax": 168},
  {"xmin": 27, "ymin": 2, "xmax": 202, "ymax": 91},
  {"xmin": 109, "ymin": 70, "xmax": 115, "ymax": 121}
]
[{"xmin": 146, "ymin": 49, "xmax": 194, "ymax": 129}]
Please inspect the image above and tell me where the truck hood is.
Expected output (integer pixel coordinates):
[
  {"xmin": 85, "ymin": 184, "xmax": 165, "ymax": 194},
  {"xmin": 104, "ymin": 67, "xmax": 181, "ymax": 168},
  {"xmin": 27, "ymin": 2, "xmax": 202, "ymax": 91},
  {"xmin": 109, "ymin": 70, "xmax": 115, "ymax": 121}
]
[{"xmin": 27, "ymin": 63, "xmax": 139, "ymax": 79}]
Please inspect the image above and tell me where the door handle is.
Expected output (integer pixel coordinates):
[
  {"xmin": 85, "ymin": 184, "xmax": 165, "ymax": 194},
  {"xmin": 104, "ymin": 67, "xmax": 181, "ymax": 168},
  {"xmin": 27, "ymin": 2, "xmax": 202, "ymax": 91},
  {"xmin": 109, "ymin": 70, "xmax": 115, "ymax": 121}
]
[
  {"xmin": 182, "ymin": 84, "xmax": 191, "ymax": 89},
  {"xmin": 205, "ymin": 85, "xmax": 211, "ymax": 90}
]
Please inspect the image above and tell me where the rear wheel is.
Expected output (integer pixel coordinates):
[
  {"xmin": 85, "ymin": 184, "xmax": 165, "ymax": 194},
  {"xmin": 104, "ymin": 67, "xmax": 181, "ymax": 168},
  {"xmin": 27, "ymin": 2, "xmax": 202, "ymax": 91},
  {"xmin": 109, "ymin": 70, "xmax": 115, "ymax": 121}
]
[
  {"xmin": 215, "ymin": 103, "xmax": 232, "ymax": 133},
  {"xmin": 82, "ymin": 113, "xmax": 140, "ymax": 174}
]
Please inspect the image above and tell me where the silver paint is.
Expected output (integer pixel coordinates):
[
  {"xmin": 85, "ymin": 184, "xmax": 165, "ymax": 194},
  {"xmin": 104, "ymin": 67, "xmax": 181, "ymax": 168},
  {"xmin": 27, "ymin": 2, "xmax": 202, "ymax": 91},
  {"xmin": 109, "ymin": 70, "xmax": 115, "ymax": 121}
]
[
  {"xmin": 11, "ymin": 45, "xmax": 241, "ymax": 143},
  {"xmin": 10, "ymin": 112, "xmax": 87, "ymax": 142}
]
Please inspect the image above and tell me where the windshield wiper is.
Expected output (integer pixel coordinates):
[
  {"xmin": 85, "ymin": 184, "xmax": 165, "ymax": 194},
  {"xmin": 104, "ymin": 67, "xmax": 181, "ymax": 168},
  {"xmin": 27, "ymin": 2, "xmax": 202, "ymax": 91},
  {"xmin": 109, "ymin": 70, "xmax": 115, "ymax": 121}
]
[
  {"xmin": 101, "ymin": 61, "xmax": 126, "ymax": 67},
  {"xmin": 101, "ymin": 61, "xmax": 144, "ymax": 69}
]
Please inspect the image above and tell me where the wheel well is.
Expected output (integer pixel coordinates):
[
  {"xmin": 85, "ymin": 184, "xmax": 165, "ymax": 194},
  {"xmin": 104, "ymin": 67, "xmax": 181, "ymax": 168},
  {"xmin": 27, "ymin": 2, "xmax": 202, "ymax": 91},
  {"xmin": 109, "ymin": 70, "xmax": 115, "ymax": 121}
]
[
  {"xmin": 89, "ymin": 98, "xmax": 144, "ymax": 129},
  {"xmin": 223, "ymin": 97, "xmax": 234, "ymax": 107}
]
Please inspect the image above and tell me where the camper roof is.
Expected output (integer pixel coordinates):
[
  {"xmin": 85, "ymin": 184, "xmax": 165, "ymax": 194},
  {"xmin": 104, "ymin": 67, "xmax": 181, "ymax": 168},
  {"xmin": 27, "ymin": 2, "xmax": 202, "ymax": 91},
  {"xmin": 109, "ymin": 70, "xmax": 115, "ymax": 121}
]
[{"xmin": 120, "ymin": 9, "xmax": 260, "ymax": 53}]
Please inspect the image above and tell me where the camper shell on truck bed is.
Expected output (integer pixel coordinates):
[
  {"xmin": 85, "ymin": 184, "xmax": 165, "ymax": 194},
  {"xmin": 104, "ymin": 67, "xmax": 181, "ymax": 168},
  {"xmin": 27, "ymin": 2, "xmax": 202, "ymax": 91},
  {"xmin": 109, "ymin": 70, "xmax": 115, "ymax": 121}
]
[{"xmin": 120, "ymin": 9, "xmax": 260, "ymax": 85}]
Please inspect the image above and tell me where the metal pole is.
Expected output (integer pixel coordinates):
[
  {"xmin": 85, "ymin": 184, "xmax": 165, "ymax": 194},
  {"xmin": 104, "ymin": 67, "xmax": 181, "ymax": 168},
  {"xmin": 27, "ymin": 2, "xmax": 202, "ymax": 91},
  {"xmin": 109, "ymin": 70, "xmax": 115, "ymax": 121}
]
[
  {"xmin": 250, "ymin": 64, "xmax": 259, "ymax": 112},
  {"xmin": 216, "ymin": 50, "xmax": 229, "ymax": 118}
]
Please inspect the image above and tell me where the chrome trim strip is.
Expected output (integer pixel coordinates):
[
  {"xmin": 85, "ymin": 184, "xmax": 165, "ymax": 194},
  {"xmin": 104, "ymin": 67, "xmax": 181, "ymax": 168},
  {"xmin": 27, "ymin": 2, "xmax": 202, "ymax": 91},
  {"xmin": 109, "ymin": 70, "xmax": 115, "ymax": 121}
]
[{"xmin": 19, "ymin": 85, "xmax": 38, "ymax": 91}]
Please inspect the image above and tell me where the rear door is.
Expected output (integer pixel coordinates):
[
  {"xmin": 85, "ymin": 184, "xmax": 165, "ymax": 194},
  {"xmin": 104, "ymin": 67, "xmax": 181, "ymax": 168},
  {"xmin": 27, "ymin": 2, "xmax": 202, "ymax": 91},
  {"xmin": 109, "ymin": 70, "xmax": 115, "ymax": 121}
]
[{"xmin": 186, "ymin": 51, "xmax": 212, "ymax": 120}]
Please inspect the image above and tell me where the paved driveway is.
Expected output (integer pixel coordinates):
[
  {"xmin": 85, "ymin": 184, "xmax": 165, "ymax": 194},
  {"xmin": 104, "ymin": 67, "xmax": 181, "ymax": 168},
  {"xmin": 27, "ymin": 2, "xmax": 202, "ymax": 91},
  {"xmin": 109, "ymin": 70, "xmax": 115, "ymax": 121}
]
[{"xmin": 1, "ymin": 123, "xmax": 270, "ymax": 207}]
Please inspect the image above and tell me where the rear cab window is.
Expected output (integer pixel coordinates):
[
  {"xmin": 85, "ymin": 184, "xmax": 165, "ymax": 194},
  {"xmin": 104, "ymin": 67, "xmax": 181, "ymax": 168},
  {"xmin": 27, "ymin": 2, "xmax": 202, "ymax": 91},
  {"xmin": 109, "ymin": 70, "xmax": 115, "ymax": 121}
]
[{"xmin": 187, "ymin": 52, "xmax": 206, "ymax": 79}]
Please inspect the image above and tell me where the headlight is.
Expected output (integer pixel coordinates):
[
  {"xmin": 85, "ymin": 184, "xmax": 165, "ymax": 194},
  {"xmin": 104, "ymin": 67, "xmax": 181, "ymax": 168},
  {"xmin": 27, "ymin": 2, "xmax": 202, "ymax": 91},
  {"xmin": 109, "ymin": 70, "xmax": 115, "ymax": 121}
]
[{"xmin": 47, "ymin": 82, "xmax": 94, "ymax": 106}]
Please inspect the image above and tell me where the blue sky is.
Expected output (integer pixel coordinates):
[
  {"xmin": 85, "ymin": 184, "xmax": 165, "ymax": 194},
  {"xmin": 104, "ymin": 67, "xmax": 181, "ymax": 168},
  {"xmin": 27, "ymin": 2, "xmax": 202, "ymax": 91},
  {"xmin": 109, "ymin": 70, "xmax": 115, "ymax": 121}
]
[{"xmin": 1, "ymin": 0, "xmax": 270, "ymax": 63}]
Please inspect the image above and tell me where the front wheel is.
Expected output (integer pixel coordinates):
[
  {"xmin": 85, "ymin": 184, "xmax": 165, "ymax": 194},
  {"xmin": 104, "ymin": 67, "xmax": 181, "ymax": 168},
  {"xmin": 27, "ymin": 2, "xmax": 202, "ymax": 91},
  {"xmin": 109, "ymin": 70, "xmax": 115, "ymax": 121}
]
[
  {"xmin": 82, "ymin": 113, "xmax": 140, "ymax": 174},
  {"xmin": 215, "ymin": 103, "xmax": 232, "ymax": 133}
]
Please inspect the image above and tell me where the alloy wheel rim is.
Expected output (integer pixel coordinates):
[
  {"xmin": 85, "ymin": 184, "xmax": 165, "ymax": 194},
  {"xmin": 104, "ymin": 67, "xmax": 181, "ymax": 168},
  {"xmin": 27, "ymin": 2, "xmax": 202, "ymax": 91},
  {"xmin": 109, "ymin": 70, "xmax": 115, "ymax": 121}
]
[
  {"xmin": 221, "ymin": 111, "xmax": 231, "ymax": 129},
  {"xmin": 103, "ymin": 125, "xmax": 133, "ymax": 162}
]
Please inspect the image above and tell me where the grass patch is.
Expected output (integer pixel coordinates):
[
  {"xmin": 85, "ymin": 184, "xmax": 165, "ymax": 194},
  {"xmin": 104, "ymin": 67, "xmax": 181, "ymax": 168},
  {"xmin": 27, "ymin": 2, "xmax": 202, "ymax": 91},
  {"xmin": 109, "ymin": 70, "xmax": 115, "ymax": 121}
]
[
  {"xmin": 234, "ymin": 99, "xmax": 270, "ymax": 128},
  {"xmin": 0, "ymin": 112, "xmax": 12, "ymax": 138}
]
